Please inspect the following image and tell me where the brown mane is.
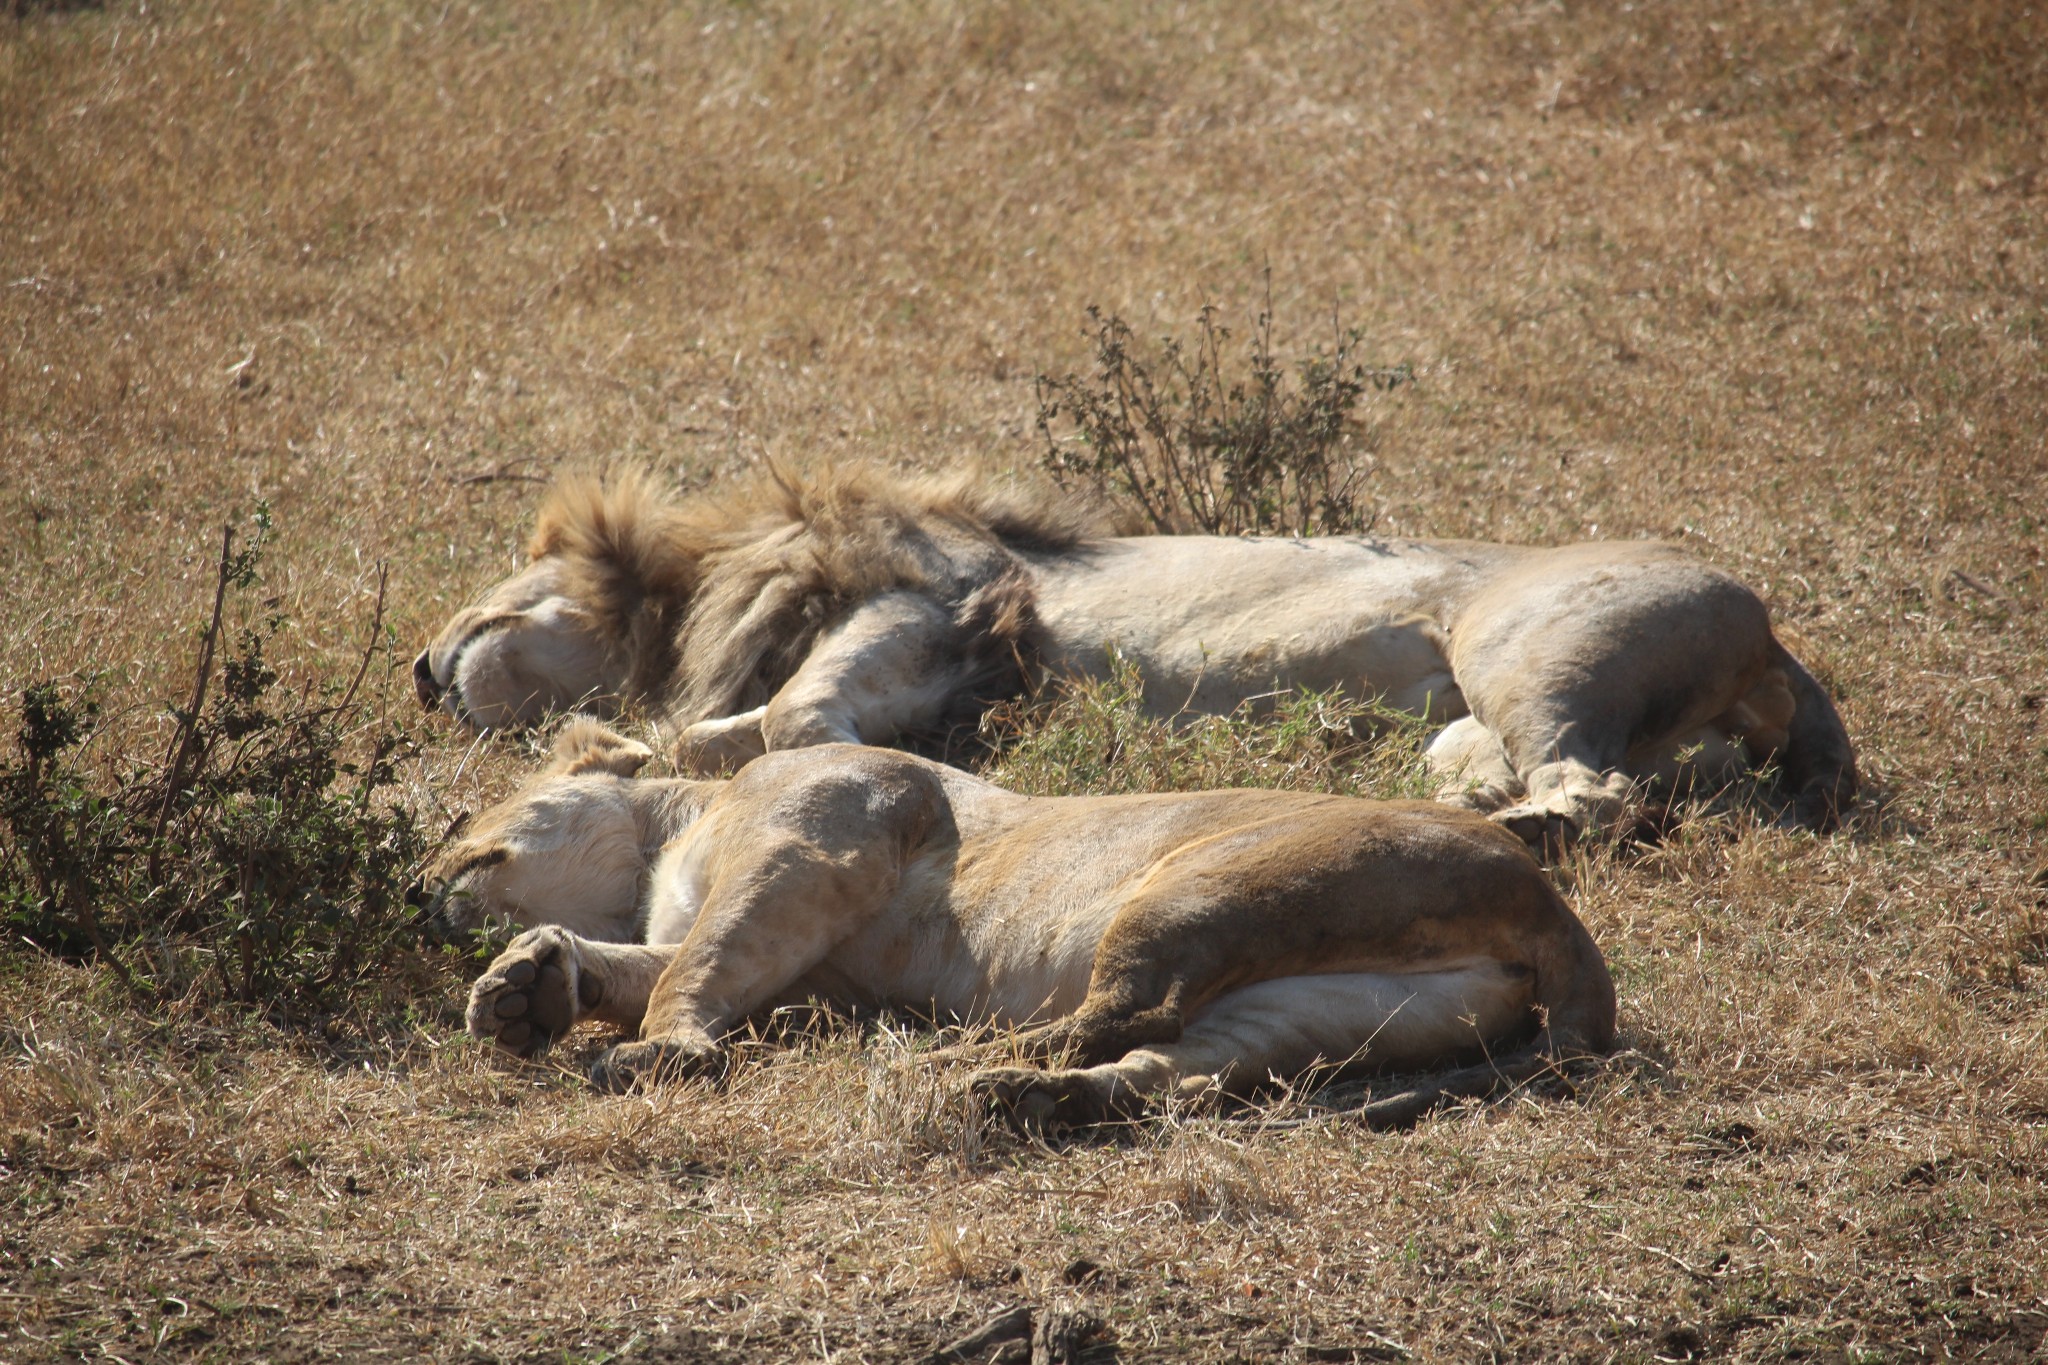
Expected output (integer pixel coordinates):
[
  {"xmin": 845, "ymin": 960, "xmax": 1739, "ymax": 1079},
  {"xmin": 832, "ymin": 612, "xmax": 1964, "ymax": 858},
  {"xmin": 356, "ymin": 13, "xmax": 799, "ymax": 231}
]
[{"xmin": 528, "ymin": 462, "xmax": 1104, "ymax": 731}]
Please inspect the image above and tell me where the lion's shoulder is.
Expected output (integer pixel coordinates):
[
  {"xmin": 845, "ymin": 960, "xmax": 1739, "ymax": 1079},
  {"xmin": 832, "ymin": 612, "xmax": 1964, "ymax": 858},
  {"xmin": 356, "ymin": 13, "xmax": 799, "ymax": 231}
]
[{"xmin": 715, "ymin": 743, "xmax": 953, "ymax": 840}]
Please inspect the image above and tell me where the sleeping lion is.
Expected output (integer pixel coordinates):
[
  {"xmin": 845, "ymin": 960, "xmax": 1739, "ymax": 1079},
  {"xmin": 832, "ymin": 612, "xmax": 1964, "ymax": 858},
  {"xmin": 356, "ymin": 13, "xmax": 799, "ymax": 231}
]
[
  {"xmin": 428, "ymin": 720, "xmax": 1617, "ymax": 1128},
  {"xmin": 414, "ymin": 465, "xmax": 1856, "ymax": 843}
]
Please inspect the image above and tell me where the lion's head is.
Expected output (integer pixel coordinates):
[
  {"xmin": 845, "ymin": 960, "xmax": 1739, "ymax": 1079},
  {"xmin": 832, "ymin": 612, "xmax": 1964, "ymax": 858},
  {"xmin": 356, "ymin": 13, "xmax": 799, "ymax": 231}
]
[
  {"xmin": 414, "ymin": 470, "xmax": 704, "ymax": 730},
  {"xmin": 416, "ymin": 463, "xmax": 1096, "ymax": 734},
  {"xmin": 416, "ymin": 721, "xmax": 667, "ymax": 942}
]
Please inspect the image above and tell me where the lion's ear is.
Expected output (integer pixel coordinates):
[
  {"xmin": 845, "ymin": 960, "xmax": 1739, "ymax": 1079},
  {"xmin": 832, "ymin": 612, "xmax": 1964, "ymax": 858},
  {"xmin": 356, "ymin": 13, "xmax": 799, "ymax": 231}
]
[{"xmin": 549, "ymin": 718, "xmax": 655, "ymax": 778}]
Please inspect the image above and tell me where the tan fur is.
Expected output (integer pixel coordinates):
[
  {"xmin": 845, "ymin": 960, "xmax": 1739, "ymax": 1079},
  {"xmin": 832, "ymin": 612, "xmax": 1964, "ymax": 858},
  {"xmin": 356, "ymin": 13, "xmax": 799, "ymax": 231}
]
[
  {"xmin": 416, "ymin": 464, "xmax": 1857, "ymax": 838},
  {"xmin": 438, "ymin": 727, "xmax": 1616, "ymax": 1129},
  {"xmin": 417, "ymin": 463, "xmax": 1092, "ymax": 751},
  {"xmin": 657, "ymin": 464, "xmax": 1093, "ymax": 728}
]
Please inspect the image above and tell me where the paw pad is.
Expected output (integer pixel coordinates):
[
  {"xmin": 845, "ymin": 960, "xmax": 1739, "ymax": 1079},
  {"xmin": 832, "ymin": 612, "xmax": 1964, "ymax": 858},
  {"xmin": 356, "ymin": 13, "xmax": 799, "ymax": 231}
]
[{"xmin": 467, "ymin": 933, "xmax": 579, "ymax": 1058}]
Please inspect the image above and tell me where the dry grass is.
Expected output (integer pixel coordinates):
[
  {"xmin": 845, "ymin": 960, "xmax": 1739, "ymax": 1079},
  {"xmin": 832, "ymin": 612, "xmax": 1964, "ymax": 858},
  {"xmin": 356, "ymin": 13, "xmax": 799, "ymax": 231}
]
[{"xmin": 3, "ymin": 0, "xmax": 2046, "ymax": 1358}]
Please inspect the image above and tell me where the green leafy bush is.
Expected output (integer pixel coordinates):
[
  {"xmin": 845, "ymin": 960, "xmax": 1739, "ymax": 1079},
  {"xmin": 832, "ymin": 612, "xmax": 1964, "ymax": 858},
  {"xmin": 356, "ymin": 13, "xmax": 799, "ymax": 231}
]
[
  {"xmin": 1035, "ymin": 287, "xmax": 1411, "ymax": 537},
  {"xmin": 0, "ymin": 512, "xmax": 436, "ymax": 1020}
]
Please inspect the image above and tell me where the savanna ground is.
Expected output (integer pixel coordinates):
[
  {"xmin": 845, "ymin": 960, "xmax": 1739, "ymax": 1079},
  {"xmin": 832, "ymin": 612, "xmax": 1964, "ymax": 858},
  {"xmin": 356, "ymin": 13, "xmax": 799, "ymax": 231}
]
[{"xmin": 4, "ymin": 0, "xmax": 2047, "ymax": 1359}]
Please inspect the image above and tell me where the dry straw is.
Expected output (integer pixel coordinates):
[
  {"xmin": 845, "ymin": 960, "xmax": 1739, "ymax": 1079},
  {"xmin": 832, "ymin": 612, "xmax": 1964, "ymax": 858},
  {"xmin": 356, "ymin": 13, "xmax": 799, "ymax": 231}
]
[{"xmin": 3, "ymin": 0, "xmax": 2045, "ymax": 1359}]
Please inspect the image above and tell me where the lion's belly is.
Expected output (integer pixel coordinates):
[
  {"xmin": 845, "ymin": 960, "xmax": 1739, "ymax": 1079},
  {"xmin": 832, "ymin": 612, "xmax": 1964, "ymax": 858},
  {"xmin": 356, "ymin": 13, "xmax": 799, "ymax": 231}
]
[
  {"xmin": 797, "ymin": 848, "xmax": 1117, "ymax": 1025},
  {"xmin": 1026, "ymin": 538, "xmax": 1492, "ymax": 722},
  {"xmin": 796, "ymin": 933, "xmax": 1105, "ymax": 1027}
]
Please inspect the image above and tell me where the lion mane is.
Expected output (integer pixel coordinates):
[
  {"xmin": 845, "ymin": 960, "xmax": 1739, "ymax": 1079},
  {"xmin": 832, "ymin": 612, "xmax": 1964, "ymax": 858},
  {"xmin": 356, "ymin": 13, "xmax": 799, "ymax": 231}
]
[{"xmin": 528, "ymin": 462, "xmax": 1096, "ymax": 744}]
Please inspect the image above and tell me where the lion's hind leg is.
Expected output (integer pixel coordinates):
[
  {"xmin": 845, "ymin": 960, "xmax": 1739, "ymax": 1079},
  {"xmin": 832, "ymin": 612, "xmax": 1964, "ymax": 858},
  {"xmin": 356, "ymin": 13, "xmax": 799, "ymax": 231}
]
[
  {"xmin": 1422, "ymin": 716, "xmax": 1630, "ymax": 852},
  {"xmin": 1433, "ymin": 713, "xmax": 1759, "ymax": 839},
  {"xmin": 468, "ymin": 925, "xmax": 677, "ymax": 1058},
  {"xmin": 971, "ymin": 965, "xmax": 1537, "ymax": 1130},
  {"xmin": 1487, "ymin": 757, "xmax": 1638, "ymax": 853},
  {"xmin": 1448, "ymin": 553, "xmax": 1783, "ymax": 842},
  {"xmin": 1422, "ymin": 711, "xmax": 1637, "ymax": 848}
]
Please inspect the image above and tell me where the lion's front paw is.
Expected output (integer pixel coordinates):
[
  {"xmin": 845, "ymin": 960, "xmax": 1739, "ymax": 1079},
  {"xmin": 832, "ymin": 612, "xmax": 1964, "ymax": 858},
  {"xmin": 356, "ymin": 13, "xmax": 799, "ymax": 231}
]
[
  {"xmin": 1489, "ymin": 803, "xmax": 1583, "ymax": 859},
  {"xmin": 588, "ymin": 1036, "xmax": 724, "ymax": 1093},
  {"xmin": 467, "ymin": 927, "xmax": 594, "ymax": 1058},
  {"xmin": 970, "ymin": 1065, "xmax": 1146, "ymax": 1132}
]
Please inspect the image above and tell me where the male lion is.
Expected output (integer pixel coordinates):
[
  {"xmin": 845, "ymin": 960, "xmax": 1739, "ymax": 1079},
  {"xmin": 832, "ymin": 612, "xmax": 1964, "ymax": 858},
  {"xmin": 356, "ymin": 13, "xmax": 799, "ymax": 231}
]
[
  {"xmin": 427, "ymin": 720, "xmax": 1616, "ymax": 1128},
  {"xmin": 415, "ymin": 465, "xmax": 1856, "ymax": 842}
]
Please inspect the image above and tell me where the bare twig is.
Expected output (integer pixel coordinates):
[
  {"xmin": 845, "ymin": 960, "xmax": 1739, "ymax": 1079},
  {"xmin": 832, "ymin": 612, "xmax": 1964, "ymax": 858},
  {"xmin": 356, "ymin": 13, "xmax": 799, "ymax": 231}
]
[
  {"xmin": 335, "ymin": 563, "xmax": 389, "ymax": 715},
  {"xmin": 452, "ymin": 469, "xmax": 550, "ymax": 487},
  {"xmin": 149, "ymin": 524, "xmax": 235, "ymax": 891},
  {"xmin": 925, "ymin": 1305, "xmax": 1031, "ymax": 1364},
  {"xmin": 59, "ymin": 865, "xmax": 139, "ymax": 995}
]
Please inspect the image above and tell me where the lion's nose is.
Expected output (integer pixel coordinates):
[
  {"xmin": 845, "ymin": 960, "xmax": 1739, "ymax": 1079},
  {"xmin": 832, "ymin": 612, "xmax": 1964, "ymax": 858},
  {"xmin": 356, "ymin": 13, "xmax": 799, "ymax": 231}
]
[{"xmin": 413, "ymin": 650, "xmax": 443, "ymax": 709}]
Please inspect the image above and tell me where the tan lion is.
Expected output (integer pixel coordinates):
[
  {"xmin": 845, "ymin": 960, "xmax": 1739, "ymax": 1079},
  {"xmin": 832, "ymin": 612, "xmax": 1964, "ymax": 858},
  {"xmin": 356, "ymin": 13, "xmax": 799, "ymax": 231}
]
[
  {"xmin": 426, "ymin": 721, "xmax": 1616, "ymax": 1128},
  {"xmin": 414, "ymin": 465, "xmax": 1857, "ymax": 841}
]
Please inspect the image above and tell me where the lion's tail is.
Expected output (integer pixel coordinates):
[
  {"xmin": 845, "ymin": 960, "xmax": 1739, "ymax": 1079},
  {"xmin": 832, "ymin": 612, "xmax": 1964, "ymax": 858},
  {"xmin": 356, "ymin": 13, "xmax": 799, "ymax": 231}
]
[{"xmin": 1769, "ymin": 635, "xmax": 1857, "ymax": 831}]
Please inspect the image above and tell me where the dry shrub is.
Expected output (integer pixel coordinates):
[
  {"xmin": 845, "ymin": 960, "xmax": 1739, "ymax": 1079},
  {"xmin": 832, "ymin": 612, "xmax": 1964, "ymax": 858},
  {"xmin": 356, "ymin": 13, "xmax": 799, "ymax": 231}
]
[
  {"xmin": 1036, "ymin": 289, "xmax": 1409, "ymax": 536},
  {"xmin": 0, "ymin": 512, "xmax": 441, "ymax": 1021}
]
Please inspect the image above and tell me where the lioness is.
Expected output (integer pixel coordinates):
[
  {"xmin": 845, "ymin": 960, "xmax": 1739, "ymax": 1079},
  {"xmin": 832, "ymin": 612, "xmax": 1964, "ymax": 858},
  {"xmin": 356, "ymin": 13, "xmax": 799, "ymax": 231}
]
[
  {"xmin": 428, "ymin": 720, "xmax": 1617, "ymax": 1128},
  {"xmin": 415, "ymin": 465, "xmax": 1856, "ymax": 842}
]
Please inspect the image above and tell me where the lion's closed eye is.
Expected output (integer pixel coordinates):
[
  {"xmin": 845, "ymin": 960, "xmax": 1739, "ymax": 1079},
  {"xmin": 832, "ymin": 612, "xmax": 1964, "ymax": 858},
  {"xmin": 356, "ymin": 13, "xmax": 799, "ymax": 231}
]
[
  {"xmin": 456, "ymin": 846, "xmax": 511, "ymax": 876},
  {"xmin": 428, "ymin": 845, "xmax": 511, "ymax": 898}
]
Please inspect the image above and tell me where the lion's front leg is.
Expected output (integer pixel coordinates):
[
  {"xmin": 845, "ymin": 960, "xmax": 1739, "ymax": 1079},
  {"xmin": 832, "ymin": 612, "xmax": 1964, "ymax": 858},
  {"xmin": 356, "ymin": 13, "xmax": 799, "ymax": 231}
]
[
  {"xmin": 757, "ymin": 592, "xmax": 979, "ymax": 753},
  {"xmin": 671, "ymin": 706, "xmax": 768, "ymax": 774},
  {"xmin": 586, "ymin": 750, "xmax": 945, "ymax": 1092},
  {"xmin": 467, "ymin": 926, "xmax": 677, "ymax": 1057}
]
